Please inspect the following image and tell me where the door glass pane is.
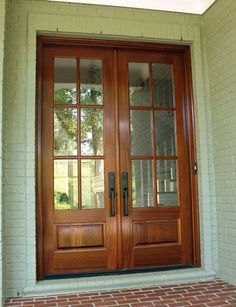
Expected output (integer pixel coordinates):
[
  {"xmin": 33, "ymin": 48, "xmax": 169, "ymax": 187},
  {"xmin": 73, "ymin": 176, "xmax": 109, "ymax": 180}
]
[
  {"xmin": 81, "ymin": 160, "xmax": 104, "ymax": 209},
  {"xmin": 156, "ymin": 160, "xmax": 178, "ymax": 206},
  {"xmin": 80, "ymin": 59, "xmax": 103, "ymax": 105},
  {"xmin": 129, "ymin": 63, "xmax": 150, "ymax": 106},
  {"xmin": 54, "ymin": 108, "xmax": 77, "ymax": 156},
  {"xmin": 54, "ymin": 160, "xmax": 78, "ymax": 210},
  {"xmin": 132, "ymin": 160, "xmax": 154, "ymax": 207},
  {"xmin": 130, "ymin": 110, "xmax": 152, "ymax": 156},
  {"xmin": 54, "ymin": 58, "xmax": 77, "ymax": 104},
  {"xmin": 152, "ymin": 64, "xmax": 174, "ymax": 107},
  {"xmin": 155, "ymin": 111, "xmax": 176, "ymax": 156},
  {"xmin": 81, "ymin": 108, "xmax": 104, "ymax": 156}
]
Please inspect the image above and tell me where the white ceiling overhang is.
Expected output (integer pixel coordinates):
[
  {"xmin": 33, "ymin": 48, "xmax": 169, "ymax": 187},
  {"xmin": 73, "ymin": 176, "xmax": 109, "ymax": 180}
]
[{"xmin": 49, "ymin": 0, "xmax": 216, "ymax": 15}]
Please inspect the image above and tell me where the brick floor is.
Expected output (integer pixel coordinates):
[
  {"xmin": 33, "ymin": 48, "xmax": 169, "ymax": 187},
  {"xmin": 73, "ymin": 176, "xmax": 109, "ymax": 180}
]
[{"xmin": 4, "ymin": 279, "xmax": 236, "ymax": 307}]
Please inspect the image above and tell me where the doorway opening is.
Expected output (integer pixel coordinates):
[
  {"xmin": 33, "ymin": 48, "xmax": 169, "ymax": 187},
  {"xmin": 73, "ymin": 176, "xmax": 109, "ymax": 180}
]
[{"xmin": 37, "ymin": 37, "xmax": 200, "ymax": 280}]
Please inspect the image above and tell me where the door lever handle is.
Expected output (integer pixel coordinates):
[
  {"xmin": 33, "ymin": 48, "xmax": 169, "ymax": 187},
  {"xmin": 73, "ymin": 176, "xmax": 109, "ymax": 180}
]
[
  {"xmin": 108, "ymin": 172, "xmax": 116, "ymax": 217},
  {"xmin": 121, "ymin": 172, "xmax": 129, "ymax": 216}
]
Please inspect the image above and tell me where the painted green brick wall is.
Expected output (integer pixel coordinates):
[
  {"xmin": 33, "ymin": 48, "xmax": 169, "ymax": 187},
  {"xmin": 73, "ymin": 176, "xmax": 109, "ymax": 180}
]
[
  {"xmin": 3, "ymin": 0, "xmax": 218, "ymax": 299},
  {"xmin": 203, "ymin": 0, "xmax": 236, "ymax": 285},
  {"xmin": 0, "ymin": 0, "xmax": 6, "ymax": 304}
]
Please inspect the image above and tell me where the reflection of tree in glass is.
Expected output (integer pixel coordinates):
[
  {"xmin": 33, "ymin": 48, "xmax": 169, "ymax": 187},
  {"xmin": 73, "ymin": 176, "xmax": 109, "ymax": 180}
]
[
  {"xmin": 54, "ymin": 108, "xmax": 77, "ymax": 156},
  {"xmin": 54, "ymin": 88, "xmax": 77, "ymax": 210},
  {"xmin": 81, "ymin": 108, "xmax": 103, "ymax": 156},
  {"xmin": 53, "ymin": 86, "xmax": 104, "ymax": 209},
  {"xmin": 81, "ymin": 86, "xmax": 103, "ymax": 105},
  {"xmin": 80, "ymin": 87, "xmax": 103, "ymax": 155},
  {"xmin": 81, "ymin": 87, "xmax": 104, "ymax": 208},
  {"xmin": 54, "ymin": 87, "xmax": 76, "ymax": 104},
  {"xmin": 54, "ymin": 87, "xmax": 77, "ymax": 155}
]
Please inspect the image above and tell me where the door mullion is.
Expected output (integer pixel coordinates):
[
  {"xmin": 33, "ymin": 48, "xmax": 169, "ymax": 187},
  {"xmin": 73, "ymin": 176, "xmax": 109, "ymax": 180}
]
[
  {"xmin": 149, "ymin": 63, "xmax": 158, "ymax": 208},
  {"xmin": 114, "ymin": 49, "xmax": 123, "ymax": 270},
  {"xmin": 77, "ymin": 59, "xmax": 82, "ymax": 210}
]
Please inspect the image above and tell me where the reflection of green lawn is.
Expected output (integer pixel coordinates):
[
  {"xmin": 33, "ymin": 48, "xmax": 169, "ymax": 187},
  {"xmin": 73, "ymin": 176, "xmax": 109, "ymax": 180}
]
[{"xmin": 54, "ymin": 201, "xmax": 71, "ymax": 210}]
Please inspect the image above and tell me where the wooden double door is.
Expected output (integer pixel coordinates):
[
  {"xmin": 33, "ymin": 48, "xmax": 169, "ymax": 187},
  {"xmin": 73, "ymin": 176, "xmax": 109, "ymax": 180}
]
[{"xmin": 37, "ymin": 38, "xmax": 199, "ymax": 279}]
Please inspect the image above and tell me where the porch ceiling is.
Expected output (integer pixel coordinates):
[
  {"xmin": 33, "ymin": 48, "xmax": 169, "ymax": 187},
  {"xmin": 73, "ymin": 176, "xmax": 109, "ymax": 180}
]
[{"xmin": 49, "ymin": 0, "xmax": 216, "ymax": 15}]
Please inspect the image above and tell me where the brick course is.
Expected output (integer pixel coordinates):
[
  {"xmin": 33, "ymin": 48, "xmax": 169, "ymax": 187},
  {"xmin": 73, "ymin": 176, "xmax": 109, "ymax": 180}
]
[
  {"xmin": 0, "ymin": 0, "xmax": 6, "ymax": 304},
  {"xmin": 4, "ymin": 279, "xmax": 236, "ymax": 307}
]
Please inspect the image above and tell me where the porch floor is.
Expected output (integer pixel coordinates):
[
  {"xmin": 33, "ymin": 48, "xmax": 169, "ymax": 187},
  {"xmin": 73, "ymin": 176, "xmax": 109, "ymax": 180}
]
[{"xmin": 5, "ymin": 279, "xmax": 236, "ymax": 307}]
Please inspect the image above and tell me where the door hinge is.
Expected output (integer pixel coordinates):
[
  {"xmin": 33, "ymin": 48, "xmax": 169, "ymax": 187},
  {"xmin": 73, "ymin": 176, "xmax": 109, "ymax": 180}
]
[{"xmin": 193, "ymin": 161, "xmax": 198, "ymax": 175}]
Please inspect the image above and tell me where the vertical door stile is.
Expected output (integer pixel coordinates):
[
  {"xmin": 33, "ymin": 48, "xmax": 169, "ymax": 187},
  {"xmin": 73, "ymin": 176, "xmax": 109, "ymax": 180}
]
[
  {"xmin": 117, "ymin": 50, "xmax": 133, "ymax": 269},
  {"xmin": 42, "ymin": 48, "xmax": 54, "ymax": 275},
  {"xmin": 77, "ymin": 58, "xmax": 82, "ymax": 211},
  {"xmin": 113, "ymin": 49, "xmax": 123, "ymax": 270},
  {"xmin": 149, "ymin": 62, "xmax": 158, "ymax": 209},
  {"xmin": 173, "ymin": 53, "xmax": 193, "ymax": 264}
]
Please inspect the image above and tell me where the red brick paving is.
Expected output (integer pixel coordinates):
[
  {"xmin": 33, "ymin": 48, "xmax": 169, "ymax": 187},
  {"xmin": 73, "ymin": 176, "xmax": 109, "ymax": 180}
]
[{"xmin": 4, "ymin": 279, "xmax": 236, "ymax": 307}]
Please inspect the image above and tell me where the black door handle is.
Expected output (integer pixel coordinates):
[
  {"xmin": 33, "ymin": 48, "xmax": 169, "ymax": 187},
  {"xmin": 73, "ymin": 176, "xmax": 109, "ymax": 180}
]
[
  {"xmin": 121, "ymin": 172, "xmax": 129, "ymax": 216},
  {"xmin": 108, "ymin": 172, "xmax": 115, "ymax": 217}
]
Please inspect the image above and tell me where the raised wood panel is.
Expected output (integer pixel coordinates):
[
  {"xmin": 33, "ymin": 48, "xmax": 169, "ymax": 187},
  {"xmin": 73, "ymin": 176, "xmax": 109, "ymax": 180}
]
[
  {"xmin": 53, "ymin": 249, "xmax": 107, "ymax": 271},
  {"xmin": 133, "ymin": 245, "xmax": 181, "ymax": 267},
  {"xmin": 57, "ymin": 224, "xmax": 104, "ymax": 249},
  {"xmin": 133, "ymin": 220, "xmax": 179, "ymax": 246}
]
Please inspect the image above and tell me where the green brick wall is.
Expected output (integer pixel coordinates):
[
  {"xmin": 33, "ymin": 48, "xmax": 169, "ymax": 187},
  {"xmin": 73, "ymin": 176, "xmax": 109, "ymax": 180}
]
[
  {"xmin": 0, "ymin": 0, "xmax": 6, "ymax": 304},
  {"xmin": 203, "ymin": 0, "xmax": 236, "ymax": 285},
  {"xmin": 2, "ymin": 0, "xmax": 221, "ymax": 300}
]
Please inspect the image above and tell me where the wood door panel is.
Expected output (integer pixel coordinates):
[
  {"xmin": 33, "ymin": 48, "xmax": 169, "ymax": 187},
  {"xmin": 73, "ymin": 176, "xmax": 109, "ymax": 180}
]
[
  {"xmin": 132, "ymin": 245, "xmax": 181, "ymax": 267},
  {"xmin": 53, "ymin": 249, "xmax": 108, "ymax": 271},
  {"xmin": 117, "ymin": 48, "xmax": 194, "ymax": 269},
  {"xmin": 133, "ymin": 220, "xmax": 179, "ymax": 246},
  {"xmin": 40, "ymin": 45, "xmax": 118, "ymax": 276},
  {"xmin": 57, "ymin": 224, "xmax": 104, "ymax": 249}
]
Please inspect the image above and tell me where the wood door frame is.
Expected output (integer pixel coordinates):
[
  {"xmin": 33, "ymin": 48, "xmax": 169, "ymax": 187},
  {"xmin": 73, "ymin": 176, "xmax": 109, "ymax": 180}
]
[{"xmin": 36, "ymin": 36, "xmax": 200, "ymax": 281}]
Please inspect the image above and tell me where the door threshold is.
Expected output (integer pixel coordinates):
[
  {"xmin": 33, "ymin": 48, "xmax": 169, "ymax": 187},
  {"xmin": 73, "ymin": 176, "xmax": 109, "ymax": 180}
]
[
  {"xmin": 24, "ymin": 268, "xmax": 216, "ymax": 297},
  {"xmin": 45, "ymin": 265, "xmax": 192, "ymax": 280}
]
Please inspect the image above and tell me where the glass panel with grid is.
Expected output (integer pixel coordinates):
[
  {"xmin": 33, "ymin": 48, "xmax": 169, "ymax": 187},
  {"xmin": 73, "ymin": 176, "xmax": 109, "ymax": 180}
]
[
  {"xmin": 53, "ymin": 58, "xmax": 105, "ymax": 210},
  {"xmin": 129, "ymin": 62, "xmax": 178, "ymax": 208}
]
